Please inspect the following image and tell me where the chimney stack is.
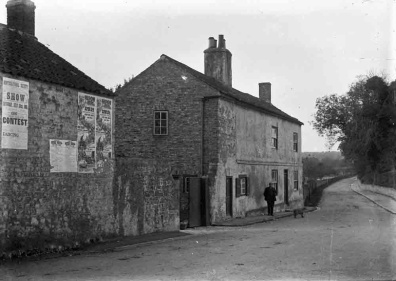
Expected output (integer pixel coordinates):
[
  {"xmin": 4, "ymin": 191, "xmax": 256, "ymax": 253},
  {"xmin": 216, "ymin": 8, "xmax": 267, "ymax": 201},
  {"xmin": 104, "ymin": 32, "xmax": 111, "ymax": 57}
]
[
  {"xmin": 204, "ymin": 35, "xmax": 232, "ymax": 87},
  {"xmin": 259, "ymin": 83, "xmax": 271, "ymax": 103},
  {"xmin": 6, "ymin": 0, "xmax": 36, "ymax": 36}
]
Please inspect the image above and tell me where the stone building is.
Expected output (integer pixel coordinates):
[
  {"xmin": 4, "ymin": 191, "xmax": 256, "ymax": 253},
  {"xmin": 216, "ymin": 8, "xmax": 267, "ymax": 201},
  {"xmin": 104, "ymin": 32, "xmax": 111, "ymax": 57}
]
[
  {"xmin": 115, "ymin": 35, "xmax": 304, "ymax": 228},
  {"xmin": 0, "ymin": 0, "xmax": 117, "ymax": 253}
]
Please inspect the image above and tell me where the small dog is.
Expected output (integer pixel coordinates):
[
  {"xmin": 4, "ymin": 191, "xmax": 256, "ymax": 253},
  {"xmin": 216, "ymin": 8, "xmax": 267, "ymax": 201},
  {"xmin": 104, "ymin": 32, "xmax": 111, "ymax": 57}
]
[{"xmin": 293, "ymin": 208, "xmax": 304, "ymax": 218}]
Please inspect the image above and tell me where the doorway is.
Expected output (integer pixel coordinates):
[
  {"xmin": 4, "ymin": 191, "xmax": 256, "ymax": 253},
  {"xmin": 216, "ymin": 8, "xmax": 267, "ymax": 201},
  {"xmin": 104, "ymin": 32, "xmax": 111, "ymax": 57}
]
[
  {"xmin": 226, "ymin": 177, "xmax": 233, "ymax": 217},
  {"xmin": 188, "ymin": 177, "xmax": 203, "ymax": 227},
  {"xmin": 284, "ymin": 170, "xmax": 289, "ymax": 205}
]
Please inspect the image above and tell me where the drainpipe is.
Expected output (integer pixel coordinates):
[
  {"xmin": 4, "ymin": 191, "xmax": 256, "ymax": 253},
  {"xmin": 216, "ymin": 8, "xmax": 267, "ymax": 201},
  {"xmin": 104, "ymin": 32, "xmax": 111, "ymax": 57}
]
[{"xmin": 201, "ymin": 98, "xmax": 205, "ymax": 176}]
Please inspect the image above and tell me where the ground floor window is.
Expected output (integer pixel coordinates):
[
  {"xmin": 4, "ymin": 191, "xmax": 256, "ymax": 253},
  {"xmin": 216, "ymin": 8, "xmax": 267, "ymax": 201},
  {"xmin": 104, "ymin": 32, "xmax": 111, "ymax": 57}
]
[
  {"xmin": 271, "ymin": 170, "xmax": 278, "ymax": 193},
  {"xmin": 236, "ymin": 175, "xmax": 249, "ymax": 197},
  {"xmin": 294, "ymin": 170, "xmax": 299, "ymax": 190}
]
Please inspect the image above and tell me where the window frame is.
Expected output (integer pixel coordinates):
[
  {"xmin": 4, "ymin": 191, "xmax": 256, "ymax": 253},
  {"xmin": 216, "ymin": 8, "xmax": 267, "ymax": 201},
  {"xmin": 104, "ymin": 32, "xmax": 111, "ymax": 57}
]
[
  {"xmin": 153, "ymin": 110, "xmax": 169, "ymax": 136},
  {"xmin": 271, "ymin": 126, "xmax": 278, "ymax": 149},
  {"xmin": 294, "ymin": 170, "xmax": 299, "ymax": 190},
  {"xmin": 236, "ymin": 175, "xmax": 250, "ymax": 197},
  {"xmin": 271, "ymin": 169, "xmax": 278, "ymax": 193},
  {"xmin": 293, "ymin": 132, "xmax": 298, "ymax": 152}
]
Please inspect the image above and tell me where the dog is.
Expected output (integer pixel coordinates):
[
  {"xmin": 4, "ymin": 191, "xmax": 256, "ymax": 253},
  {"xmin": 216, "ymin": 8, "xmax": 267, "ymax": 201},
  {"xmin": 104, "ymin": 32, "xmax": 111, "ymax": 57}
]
[{"xmin": 293, "ymin": 208, "xmax": 304, "ymax": 218}]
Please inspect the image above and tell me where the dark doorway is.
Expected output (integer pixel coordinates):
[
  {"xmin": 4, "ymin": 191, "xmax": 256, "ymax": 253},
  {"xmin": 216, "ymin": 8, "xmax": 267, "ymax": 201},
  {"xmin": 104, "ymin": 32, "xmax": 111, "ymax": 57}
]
[
  {"xmin": 188, "ymin": 177, "xmax": 202, "ymax": 227},
  {"xmin": 284, "ymin": 170, "xmax": 289, "ymax": 205},
  {"xmin": 226, "ymin": 177, "xmax": 233, "ymax": 217}
]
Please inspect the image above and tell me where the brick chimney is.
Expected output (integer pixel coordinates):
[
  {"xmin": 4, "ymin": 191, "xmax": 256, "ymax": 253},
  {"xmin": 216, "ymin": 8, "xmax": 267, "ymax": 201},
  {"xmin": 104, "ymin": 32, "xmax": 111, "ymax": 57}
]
[
  {"xmin": 6, "ymin": 0, "xmax": 36, "ymax": 36},
  {"xmin": 204, "ymin": 35, "xmax": 232, "ymax": 87},
  {"xmin": 259, "ymin": 82, "xmax": 271, "ymax": 103}
]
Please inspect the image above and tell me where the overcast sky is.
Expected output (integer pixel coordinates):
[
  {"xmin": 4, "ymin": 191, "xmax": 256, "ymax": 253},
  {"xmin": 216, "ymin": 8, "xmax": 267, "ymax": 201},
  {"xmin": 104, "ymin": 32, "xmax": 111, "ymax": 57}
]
[{"xmin": 1, "ymin": 0, "xmax": 394, "ymax": 152}]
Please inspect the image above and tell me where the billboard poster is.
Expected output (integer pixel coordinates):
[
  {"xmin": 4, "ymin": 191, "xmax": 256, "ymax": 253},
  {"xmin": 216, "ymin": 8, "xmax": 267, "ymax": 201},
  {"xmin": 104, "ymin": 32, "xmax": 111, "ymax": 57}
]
[
  {"xmin": 77, "ymin": 93, "xmax": 96, "ymax": 173},
  {"xmin": 96, "ymin": 97, "xmax": 112, "ymax": 168},
  {"xmin": 1, "ymin": 77, "xmax": 29, "ymax": 149},
  {"xmin": 49, "ymin": 139, "xmax": 77, "ymax": 172}
]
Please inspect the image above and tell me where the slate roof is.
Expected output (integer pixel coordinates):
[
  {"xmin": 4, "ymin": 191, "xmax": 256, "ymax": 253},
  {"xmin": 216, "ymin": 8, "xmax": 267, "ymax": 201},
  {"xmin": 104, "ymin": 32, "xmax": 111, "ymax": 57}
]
[
  {"xmin": 0, "ymin": 24, "xmax": 113, "ymax": 96},
  {"xmin": 160, "ymin": 54, "xmax": 303, "ymax": 125}
]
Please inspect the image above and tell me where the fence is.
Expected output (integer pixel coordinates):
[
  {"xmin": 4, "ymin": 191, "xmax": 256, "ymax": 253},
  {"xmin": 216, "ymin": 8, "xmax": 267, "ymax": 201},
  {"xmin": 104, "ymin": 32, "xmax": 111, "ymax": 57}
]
[{"xmin": 303, "ymin": 174, "xmax": 355, "ymax": 206}]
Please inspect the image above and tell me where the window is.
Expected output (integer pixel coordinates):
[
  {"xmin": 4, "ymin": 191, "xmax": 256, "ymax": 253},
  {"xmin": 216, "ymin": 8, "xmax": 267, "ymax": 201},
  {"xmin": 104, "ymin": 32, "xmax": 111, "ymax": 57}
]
[
  {"xmin": 236, "ymin": 175, "xmax": 249, "ymax": 197},
  {"xmin": 294, "ymin": 170, "xmax": 299, "ymax": 190},
  {"xmin": 240, "ymin": 177, "xmax": 247, "ymax": 195},
  {"xmin": 154, "ymin": 110, "xmax": 168, "ymax": 135},
  {"xmin": 271, "ymin": 126, "xmax": 278, "ymax": 149},
  {"xmin": 293, "ymin": 132, "xmax": 298, "ymax": 152},
  {"xmin": 271, "ymin": 170, "xmax": 278, "ymax": 193}
]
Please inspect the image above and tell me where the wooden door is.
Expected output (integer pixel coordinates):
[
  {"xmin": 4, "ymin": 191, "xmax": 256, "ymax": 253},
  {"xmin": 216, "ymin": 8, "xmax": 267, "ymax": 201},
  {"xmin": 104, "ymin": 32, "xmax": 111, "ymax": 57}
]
[
  {"xmin": 284, "ymin": 170, "xmax": 289, "ymax": 205},
  {"xmin": 188, "ymin": 177, "xmax": 202, "ymax": 227},
  {"xmin": 226, "ymin": 177, "xmax": 233, "ymax": 217}
]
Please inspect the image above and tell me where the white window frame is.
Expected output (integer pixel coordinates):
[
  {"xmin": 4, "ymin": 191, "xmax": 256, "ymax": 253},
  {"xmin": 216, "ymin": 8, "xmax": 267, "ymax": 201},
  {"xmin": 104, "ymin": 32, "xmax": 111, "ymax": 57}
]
[
  {"xmin": 271, "ymin": 169, "xmax": 278, "ymax": 192},
  {"xmin": 293, "ymin": 132, "xmax": 298, "ymax": 152},
  {"xmin": 294, "ymin": 170, "xmax": 299, "ymax": 190},
  {"xmin": 153, "ymin": 110, "xmax": 168, "ymax": 135},
  {"xmin": 272, "ymin": 126, "xmax": 278, "ymax": 149}
]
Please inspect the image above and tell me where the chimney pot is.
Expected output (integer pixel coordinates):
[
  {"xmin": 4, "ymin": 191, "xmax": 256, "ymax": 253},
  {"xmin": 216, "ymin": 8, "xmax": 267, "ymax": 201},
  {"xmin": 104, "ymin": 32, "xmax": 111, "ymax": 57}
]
[
  {"xmin": 218, "ymin": 34, "xmax": 226, "ymax": 49},
  {"xmin": 259, "ymin": 83, "xmax": 271, "ymax": 103},
  {"xmin": 208, "ymin": 37, "xmax": 217, "ymax": 48}
]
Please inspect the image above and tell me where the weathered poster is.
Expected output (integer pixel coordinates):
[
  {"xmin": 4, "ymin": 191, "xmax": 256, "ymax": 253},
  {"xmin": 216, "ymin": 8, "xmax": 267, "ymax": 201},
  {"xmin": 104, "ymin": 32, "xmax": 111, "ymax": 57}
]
[
  {"xmin": 96, "ymin": 97, "xmax": 112, "ymax": 168},
  {"xmin": 1, "ymin": 77, "xmax": 29, "ymax": 149},
  {"xmin": 77, "ymin": 93, "xmax": 96, "ymax": 173},
  {"xmin": 49, "ymin": 139, "xmax": 77, "ymax": 172}
]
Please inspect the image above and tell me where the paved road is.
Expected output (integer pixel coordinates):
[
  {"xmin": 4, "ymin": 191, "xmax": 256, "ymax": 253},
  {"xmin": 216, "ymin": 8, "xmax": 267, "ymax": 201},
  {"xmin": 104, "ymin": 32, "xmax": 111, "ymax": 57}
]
[{"xmin": 1, "ymin": 177, "xmax": 395, "ymax": 280}]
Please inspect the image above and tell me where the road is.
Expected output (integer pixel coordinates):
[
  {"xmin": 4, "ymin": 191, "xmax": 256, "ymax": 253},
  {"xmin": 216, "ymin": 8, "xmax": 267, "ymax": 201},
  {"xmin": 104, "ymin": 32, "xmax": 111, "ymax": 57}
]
[{"xmin": 1, "ymin": 177, "xmax": 395, "ymax": 280}]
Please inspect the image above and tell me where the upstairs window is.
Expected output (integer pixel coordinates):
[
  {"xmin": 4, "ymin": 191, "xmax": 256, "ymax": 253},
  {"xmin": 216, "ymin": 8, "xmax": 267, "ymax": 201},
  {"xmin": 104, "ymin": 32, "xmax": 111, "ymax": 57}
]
[
  {"xmin": 294, "ymin": 170, "xmax": 299, "ymax": 190},
  {"xmin": 271, "ymin": 170, "xmax": 278, "ymax": 193},
  {"xmin": 154, "ymin": 110, "xmax": 168, "ymax": 135},
  {"xmin": 272, "ymin": 126, "xmax": 278, "ymax": 149},
  {"xmin": 293, "ymin": 132, "xmax": 298, "ymax": 152}
]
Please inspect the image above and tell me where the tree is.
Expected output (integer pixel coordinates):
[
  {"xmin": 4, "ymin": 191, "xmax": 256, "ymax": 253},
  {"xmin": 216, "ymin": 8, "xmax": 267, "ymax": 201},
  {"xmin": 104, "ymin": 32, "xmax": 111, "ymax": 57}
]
[{"xmin": 312, "ymin": 75, "xmax": 396, "ymax": 183}]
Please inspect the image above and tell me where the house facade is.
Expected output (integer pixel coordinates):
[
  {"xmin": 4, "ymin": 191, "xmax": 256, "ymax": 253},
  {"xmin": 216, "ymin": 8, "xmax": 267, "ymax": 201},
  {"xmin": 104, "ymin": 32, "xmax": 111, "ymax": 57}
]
[
  {"xmin": 0, "ymin": 0, "xmax": 118, "ymax": 253},
  {"xmin": 115, "ymin": 35, "xmax": 303, "ymax": 228}
]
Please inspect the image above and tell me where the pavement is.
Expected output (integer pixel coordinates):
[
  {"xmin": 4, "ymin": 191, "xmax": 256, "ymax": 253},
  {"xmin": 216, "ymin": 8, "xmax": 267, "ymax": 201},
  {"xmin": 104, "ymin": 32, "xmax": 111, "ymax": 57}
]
[
  {"xmin": 350, "ymin": 181, "xmax": 396, "ymax": 214},
  {"xmin": 1, "ymin": 205, "xmax": 318, "ymax": 263},
  {"xmin": 75, "ymin": 206, "xmax": 318, "ymax": 254}
]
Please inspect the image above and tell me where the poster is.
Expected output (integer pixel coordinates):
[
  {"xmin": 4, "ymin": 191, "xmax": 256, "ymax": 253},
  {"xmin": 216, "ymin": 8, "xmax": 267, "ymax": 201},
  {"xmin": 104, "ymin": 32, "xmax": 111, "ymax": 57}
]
[
  {"xmin": 1, "ymin": 77, "xmax": 29, "ymax": 149},
  {"xmin": 77, "ymin": 93, "xmax": 96, "ymax": 173},
  {"xmin": 49, "ymin": 139, "xmax": 77, "ymax": 172},
  {"xmin": 96, "ymin": 97, "xmax": 112, "ymax": 168}
]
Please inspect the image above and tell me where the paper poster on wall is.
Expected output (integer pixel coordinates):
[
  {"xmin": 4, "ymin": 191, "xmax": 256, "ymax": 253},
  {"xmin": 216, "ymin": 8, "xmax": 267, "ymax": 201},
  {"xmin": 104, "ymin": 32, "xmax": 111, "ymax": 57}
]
[
  {"xmin": 77, "ymin": 93, "xmax": 96, "ymax": 173},
  {"xmin": 49, "ymin": 139, "xmax": 77, "ymax": 172},
  {"xmin": 1, "ymin": 77, "xmax": 29, "ymax": 149},
  {"xmin": 96, "ymin": 97, "xmax": 112, "ymax": 168}
]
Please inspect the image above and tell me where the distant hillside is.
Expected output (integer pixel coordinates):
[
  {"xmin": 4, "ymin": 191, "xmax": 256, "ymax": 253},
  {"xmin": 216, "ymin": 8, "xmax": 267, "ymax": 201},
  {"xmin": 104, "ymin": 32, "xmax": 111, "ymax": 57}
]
[{"xmin": 302, "ymin": 151, "xmax": 343, "ymax": 161}]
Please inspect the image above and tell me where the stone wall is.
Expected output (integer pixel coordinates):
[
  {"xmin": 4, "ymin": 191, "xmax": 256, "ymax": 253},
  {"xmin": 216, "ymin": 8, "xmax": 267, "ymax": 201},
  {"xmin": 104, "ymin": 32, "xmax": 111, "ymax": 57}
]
[
  {"xmin": 114, "ymin": 158, "xmax": 179, "ymax": 236},
  {"xmin": 0, "ymin": 73, "xmax": 115, "ymax": 253}
]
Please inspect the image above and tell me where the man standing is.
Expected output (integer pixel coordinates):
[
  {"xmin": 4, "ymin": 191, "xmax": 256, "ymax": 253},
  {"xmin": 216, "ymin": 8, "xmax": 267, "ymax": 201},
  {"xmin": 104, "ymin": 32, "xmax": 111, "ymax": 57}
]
[{"xmin": 264, "ymin": 184, "xmax": 277, "ymax": 216}]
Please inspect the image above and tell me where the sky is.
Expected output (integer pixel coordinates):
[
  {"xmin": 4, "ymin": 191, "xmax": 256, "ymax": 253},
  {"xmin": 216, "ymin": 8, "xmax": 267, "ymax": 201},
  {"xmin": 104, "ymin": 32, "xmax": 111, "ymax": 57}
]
[{"xmin": 1, "ymin": 0, "xmax": 395, "ymax": 152}]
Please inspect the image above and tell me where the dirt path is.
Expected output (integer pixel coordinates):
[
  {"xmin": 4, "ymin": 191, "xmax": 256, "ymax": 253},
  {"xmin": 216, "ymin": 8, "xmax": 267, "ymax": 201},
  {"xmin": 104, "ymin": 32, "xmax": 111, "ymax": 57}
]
[{"xmin": 1, "ymin": 177, "xmax": 395, "ymax": 280}]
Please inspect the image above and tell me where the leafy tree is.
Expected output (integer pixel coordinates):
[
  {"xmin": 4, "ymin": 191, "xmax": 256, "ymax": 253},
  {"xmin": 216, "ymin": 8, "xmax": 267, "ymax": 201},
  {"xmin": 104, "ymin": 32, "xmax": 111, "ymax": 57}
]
[{"xmin": 312, "ymin": 75, "xmax": 396, "ymax": 183}]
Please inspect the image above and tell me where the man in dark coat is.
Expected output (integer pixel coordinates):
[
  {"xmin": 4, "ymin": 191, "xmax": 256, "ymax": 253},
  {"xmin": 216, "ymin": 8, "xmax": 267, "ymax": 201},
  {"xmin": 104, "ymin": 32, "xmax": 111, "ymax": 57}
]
[{"xmin": 264, "ymin": 184, "xmax": 277, "ymax": 216}]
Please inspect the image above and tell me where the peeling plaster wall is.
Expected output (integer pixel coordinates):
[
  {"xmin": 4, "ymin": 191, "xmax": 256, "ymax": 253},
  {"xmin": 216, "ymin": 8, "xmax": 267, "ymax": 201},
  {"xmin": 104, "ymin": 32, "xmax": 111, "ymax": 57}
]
[
  {"xmin": 0, "ymin": 73, "xmax": 115, "ymax": 253},
  {"xmin": 210, "ymin": 99, "xmax": 303, "ymax": 223}
]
